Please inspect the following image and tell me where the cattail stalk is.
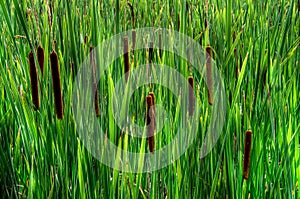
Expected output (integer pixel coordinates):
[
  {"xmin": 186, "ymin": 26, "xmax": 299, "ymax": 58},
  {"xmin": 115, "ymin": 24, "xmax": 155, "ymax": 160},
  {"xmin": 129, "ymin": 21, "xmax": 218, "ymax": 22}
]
[
  {"xmin": 50, "ymin": 51, "xmax": 63, "ymax": 120},
  {"xmin": 206, "ymin": 47, "xmax": 213, "ymax": 105},
  {"xmin": 243, "ymin": 130, "xmax": 252, "ymax": 180},
  {"xmin": 188, "ymin": 76, "xmax": 194, "ymax": 116},
  {"xmin": 123, "ymin": 36, "xmax": 130, "ymax": 82},
  {"xmin": 90, "ymin": 46, "xmax": 100, "ymax": 117},
  {"xmin": 28, "ymin": 51, "xmax": 39, "ymax": 110},
  {"xmin": 37, "ymin": 46, "xmax": 45, "ymax": 76},
  {"xmin": 146, "ymin": 95, "xmax": 155, "ymax": 153}
]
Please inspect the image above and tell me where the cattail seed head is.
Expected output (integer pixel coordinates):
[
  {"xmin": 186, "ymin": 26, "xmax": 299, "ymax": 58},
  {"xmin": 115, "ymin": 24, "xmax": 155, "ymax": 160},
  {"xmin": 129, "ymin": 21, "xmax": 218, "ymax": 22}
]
[
  {"xmin": 146, "ymin": 95, "xmax": 155, "ymax": 153},
  {"xmin": 132, "ymin": 30, "xmax": 136, "ymax": 54},
  {"xmin": 206, "ymin": 46, "xmax": 213, "ymax": 105},
  {"xmin": 188, "ymin": 76, "xmax": 194, "ymax": 116},
  {"xmin": 28, "ymin": 51, "xmax": 39, "ymax": 110},
  {"xmin": 90, "ymin": 46, "xmax": 100, "ymax": 117},
  {"xmin": 159, "ymin": 34, "xmax": 162, "ymax": 59},
  {"xmin": 234, "ymin": 48, "xmax": 239, "ymax": 78},
  {"xmin": 37, "ymin": 46, "xmax": 44, "ymax": 76},
  {"xmin": 149, "ymin": 41, "xmax": 154, "ymax": 64},
  {"xmin": 148, "ymin": 92, "xmax": 156, "ymax": 131},
  {"xmin": 50, "ymin": 51, "xmax": 63, "ymax": 120},
  {"xmin": 123, "ymin": 36, "xmax": 130, "ymax": 82},
  {"xmin": 243, "ymin": 130, "xmax": 252, "ymax": 180}
]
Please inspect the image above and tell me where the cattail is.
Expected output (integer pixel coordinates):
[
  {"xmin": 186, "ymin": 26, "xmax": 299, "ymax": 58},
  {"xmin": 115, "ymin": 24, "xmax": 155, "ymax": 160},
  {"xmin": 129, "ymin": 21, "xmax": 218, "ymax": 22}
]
[
  {"xmin": 298, "ymin": 0, "xmax": 300, "ymax": 12},
  {"xmin": 206, "ymin": 47, "xmax": 213, "ymax": 105},
  {"xmin": 84, "ymin": 35, "xmax": 88, "ymax": 45},
  {"xmin": 146, "ymin": 95, "xmax": 155, "ymax": 153},
  {"xmin": 28, "ymin": 51, "xmax": 39, "ymax": 110},
  {"xmin": 149, "ymin": 92, "xmax": 156, "ymax": 131},
  {"xmin": 188, "ymin": 76, "xmax": 194, "ymax": 116},
  {"xmin": 90, "ymin": 46, "xmax": 100, "ymax": 117},
  {"xmin": 123, "ymin": 36, "xmax": 130, "ymax": 82},
  {"xmin": 149, "ymin": 41, "xmax": 154, "ymax": 64},
  {"xmin": 232, "ymin": 31, "xmax": 236, "ymax": 42},
  {"xmin": 243, "ymin": 130, "xmax": 252, "ymax": 180},
  {"xmin": 148, "ymin": 92, "xmax": 156, "ymax": 114},
  {"xmin": 159, "ymin": 34, "xmax": 162, "ymax": 59},
  {"xmin": 50, "ymin": 51, "xmax": 63, "ymax": 120},
  {"xmin": 132, "ymin": 29, "xmax": 136, "ymax": 54},
  {"xmin": 37, "ymin": 46, "xmax": 44, "ymax": 76},
  {"xmin": 127, "ymin": 2, "xmax": 135, "ymax": 26}
]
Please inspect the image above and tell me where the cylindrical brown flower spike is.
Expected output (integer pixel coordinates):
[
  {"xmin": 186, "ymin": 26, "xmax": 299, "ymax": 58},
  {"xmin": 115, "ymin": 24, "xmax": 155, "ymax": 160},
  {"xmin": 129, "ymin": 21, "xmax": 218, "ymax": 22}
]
[
  {"xmin": 159, "ymin": 34, "xmax": 162, "ymax": 59},
  {"xmin": 90, "ymin": 46, "xmax": 100, "ymax": 117},
  {"xmin": 37, "ymin": 46, "xmax": 44, "ymax": 76},
  {"xmin": 132, "ymin": 29, "xmax": 136, "ymax": 55},
  {"xmin": 146, "ymin": 95, "xmax": 155, "ymax": 153},
  {"xmin": 243, "ymin": 130, "xmax": 252, "ymax": 180},
  {"xmin": 148, "ymin": 92, "xmax": 156, "ymax": 130},
  {"xmin": 188, "ymin": 76, "xmax": 194, "ymax": 116},
  {"xmin": 50, "ymin": 51, "xmax": 63, "ymax": 120},
  {"xmin": 149, "ymin": 41, "xmax": 154, "ymax": 64},
  {"xmin": 206, "ymin": 46, "xmax": 213, "ymax": 105},
  {"xmin": 123, "ymin": 36, "xmax": 130, "ymax": 82},
  {"xmin": 28, "ymin": 51, "xmax": 39, "ymax": 110}
]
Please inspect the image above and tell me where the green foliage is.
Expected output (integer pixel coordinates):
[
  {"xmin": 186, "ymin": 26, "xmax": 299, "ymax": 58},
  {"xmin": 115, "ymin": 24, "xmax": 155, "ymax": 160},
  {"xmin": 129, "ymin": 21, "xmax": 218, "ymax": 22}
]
[{"xmin": 0, "ymin": 0, "xmax": 299, "ymax": 198}]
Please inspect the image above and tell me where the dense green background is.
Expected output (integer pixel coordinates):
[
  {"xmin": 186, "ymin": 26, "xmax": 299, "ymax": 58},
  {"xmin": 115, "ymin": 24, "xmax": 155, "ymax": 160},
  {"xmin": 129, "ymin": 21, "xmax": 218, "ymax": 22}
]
[{"xmin": 0, "ymin": 0, "xmax": 299, "ymax": 198}]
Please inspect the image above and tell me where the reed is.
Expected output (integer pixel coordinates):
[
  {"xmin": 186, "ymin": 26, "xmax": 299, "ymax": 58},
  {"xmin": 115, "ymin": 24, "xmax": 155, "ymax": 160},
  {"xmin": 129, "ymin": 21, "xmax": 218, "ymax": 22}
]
[
  {"xmin": 243, "ymin": 130, "xmax": 252, "ymax": 180},
  {"xmin": 206, "ymin": 46, "xmax": 213, "ymax": 105},
  {"xmin": 50, "ymin": 50, "xmax": 63, "ymax": 120},
  {"xmin": 146, "ymin": 95, "xmax": 155, "ymax": 153},
  {"xmin": 28, "ymin": 51, "xmax": 39, "ymax": 110},
  {"xmin": 37, "ymin": 46, "xmax": 44, "ymax": 76},
  {"xmin": 90, "ymin": 46, "xmax": 100, "ymax": 117},
  {"xmin": 123, "ymin": 36, "xmax": 130, "ymax": 82},
  {"xmin": 188, "ymin": 76, "xmax": 194, "ymax": 116}
]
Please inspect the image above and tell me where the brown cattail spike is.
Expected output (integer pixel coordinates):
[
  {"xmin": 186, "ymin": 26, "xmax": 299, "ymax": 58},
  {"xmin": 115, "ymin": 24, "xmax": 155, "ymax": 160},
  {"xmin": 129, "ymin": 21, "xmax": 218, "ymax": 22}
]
[
  {"xmin": 90, "ymin": 46, "xmax": 100, "ymax": 117},
  {"xmin": 28, "ymin": 51, "xmax": 39, "ymax": 110},
  {"xmin": 149, "ymin": 42, "xmax": 154, "ymax": 64},
  {"xmin": 146, "ymin": 95, "xmax": 155, "ymax": 153},
  {"xmin": 123, "ymin": 36, "xmax": 130, "ymax": 82},
  {"xmin": 37, "ymin": 46, "xmax": 44, "ymax": 76},
  {"xmin": 50, "ymin": 51, "xmax": 63, "ymax": 120},
  {"xmin": 132, "ymin": 30, "xmax": 136, "ymax": 55},
  {"xmin": 206, "ymin": 47, "xmax": 213, "ymax": 105},
  {"xmin": 243, "ymin": 130, "xmax": 252, "ymax": 180},
  {"xmin": 159, "ymin": 34, "xmax": 162, "ymax": 59},
  {"xmin": 148, "ymin": 92, "xmax": 156, "ymax": 129},
  {"xmin": 188, "ymin": 76, "xmax": 194, "ymax": 116}
]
